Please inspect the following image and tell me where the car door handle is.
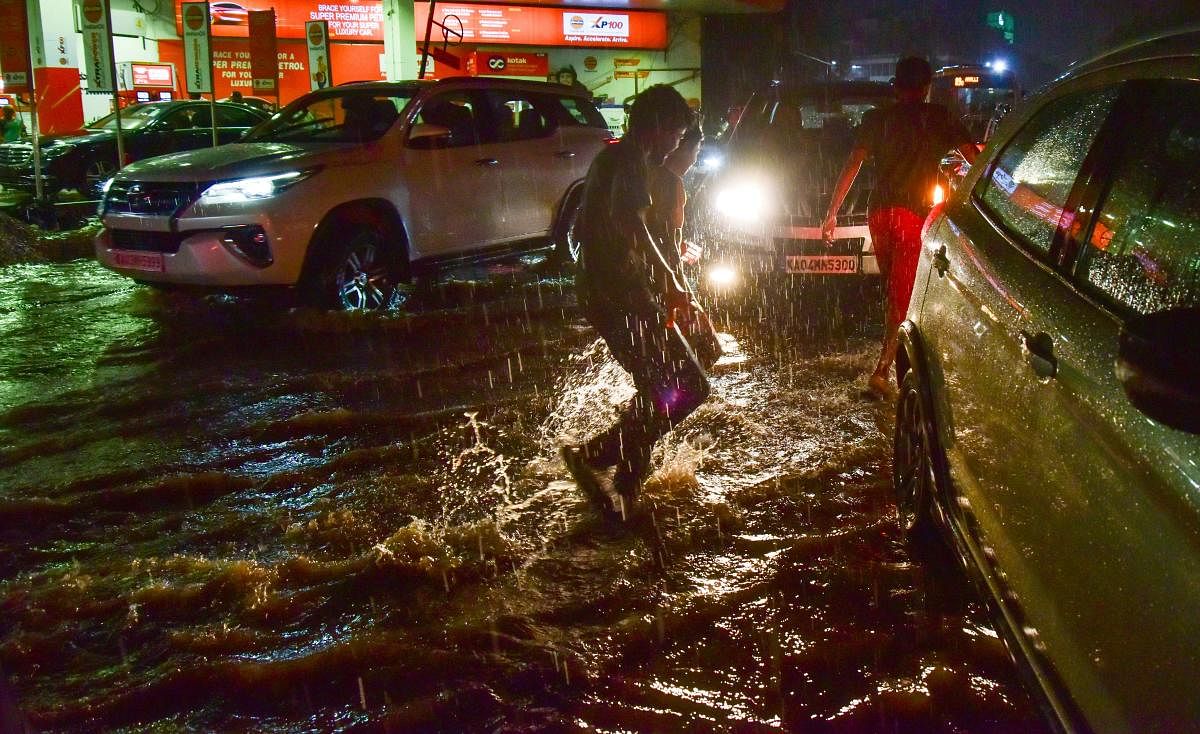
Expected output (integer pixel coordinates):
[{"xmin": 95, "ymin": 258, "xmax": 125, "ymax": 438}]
[
  {"xmin": 474, "ymin": 158, "xmax": 499, "ymax": 167},
  {"xmin": 932, "ymin": 245, "xmax": 950, "ymax": 277},
  {"xmin": 554, "ymin": 150, "xmax": 576, "ymax": 159},
  {"xmin": 1019, "ymin": 330, "xmax": 1057, "ymax": 379}
]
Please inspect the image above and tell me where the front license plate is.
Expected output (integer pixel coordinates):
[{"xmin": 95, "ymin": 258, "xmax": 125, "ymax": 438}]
[
  {"xmin": 112, "ymin": 250, "xmax": 165, "ymax": 272},
  {"xmin": 786, "ymin": 254, "xmax": 858, "ymax": 274}
]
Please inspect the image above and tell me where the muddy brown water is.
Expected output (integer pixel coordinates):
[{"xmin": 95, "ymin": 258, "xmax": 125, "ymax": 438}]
[{"xmin": 0, "ymin": 259, "xmax": 1048, "ymax": 732}]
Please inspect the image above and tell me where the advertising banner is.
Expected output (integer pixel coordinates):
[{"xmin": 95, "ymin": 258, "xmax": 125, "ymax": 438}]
[
  {"xmin": 160, "ymin": 38, "xmax": 384, "ymax": 104},
  {"xmin": 131, "ymin": 63, "xmax": 176, "ymax": 88},
  {"xmin": 0, "ymin": 0, "xmax": 32, "ymax": 92},
  {"xmin": 80, "ymin": 0, "xmax": 116, "ymax": 91},
  {"xmin": 248, "ymin": 9, "xmax": 278, "ymax": 95},
  {"xmin": 470, "ymin": 52, "xmax": 548, "ymax": 78},
  {"xmin": 415, "ymin": 4, "xmax": 667, "ymax": 49},
  {"xmin": 181, "ymin": 2, "xmax": 213, "ymax": 94},
  {"xmin": 304, "ymin": 20, "xmax": 331, "ymax": 90},
  {"xmin": 177, "ymin": 0, "xmax": 383, "ymax": 42}
]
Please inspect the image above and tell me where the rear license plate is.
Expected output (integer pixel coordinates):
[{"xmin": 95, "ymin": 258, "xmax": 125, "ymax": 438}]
[
  {"xmin": 112, "ymin": 250, "xmax": 165, "ymax": 272},
  {"xmin": 786, "ymin": 254, "xmax": 858, "ymax": 274}
]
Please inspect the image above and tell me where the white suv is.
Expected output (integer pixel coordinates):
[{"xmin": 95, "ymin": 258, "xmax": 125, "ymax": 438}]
[{"xmin": 95, "ymin": 78, "xmax": 611, "ymax": 309}]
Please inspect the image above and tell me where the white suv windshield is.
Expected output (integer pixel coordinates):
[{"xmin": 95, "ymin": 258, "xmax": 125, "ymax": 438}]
[{"xmin": 246, "ymin": 88, "xmax": 417, "ymax": 143}]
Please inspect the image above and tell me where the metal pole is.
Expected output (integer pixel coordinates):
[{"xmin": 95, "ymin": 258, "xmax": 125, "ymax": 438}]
[
  {"xmin": 418, "ymin": 0, "xmax": 435, "ymax": 80},
  {"xmin": 27, "ymin": 93, "xmax": 43, "ymax": 202},
  {"xmin": 210, "ymin": 93, "xmax": 218, "ymax": 147},
  {"xmin": 104, "ymin": 0, "xmax": 125, "ymax": 173}
]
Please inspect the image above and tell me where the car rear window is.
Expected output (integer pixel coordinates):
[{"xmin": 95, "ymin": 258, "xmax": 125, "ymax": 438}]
[
  {"xmin": 555, "ymin": 95, "xmax": 607, "ymax": 128},
  {"xmin": 246, "ymin": 88, "xmax": 415, "ymax": 143}
]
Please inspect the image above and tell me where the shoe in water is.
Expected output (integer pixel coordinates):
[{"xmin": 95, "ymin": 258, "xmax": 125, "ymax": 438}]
[{"xmin": 560, "ymin": 446, "xmax": 624, "ymax": 521}]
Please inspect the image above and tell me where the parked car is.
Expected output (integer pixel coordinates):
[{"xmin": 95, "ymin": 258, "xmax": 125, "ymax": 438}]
[
  {"xmin": 894, "ymin": 28, "xmax": 1200, "ymax": 733},
  {"xmin": 95, "ymin": 78, "xmax": 611, "ymax": 310},
  {"xmin": 695, "ymin": 81, "xmax": 893, "ymax": 291},
  {"xmin": 0, "ymin": 100, "xmax": 269, "ymax": 197}
]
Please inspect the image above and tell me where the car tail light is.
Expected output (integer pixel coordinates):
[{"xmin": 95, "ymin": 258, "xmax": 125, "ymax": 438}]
[{"xmin": 932, "ymin": 184, "xmax": 945, "ymax": 205}]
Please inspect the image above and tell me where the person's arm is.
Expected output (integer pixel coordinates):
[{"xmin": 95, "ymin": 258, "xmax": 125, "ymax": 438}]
[
  {"xmin": 631, "ymin": 210, "xmax": 689, "ymax": 302},
  {"xmin": 955, "ymin": 142, "xmax": 978, "ymax": 166},
  {"xmin": 821, "ymin": 146, "xmax": 868, "ymax": 243}
]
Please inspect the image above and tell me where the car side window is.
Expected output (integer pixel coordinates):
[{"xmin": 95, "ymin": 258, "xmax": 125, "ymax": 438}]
[
  {"xmin": 975, "ymin": 87, "xmax": 1118, "ymax": 254},
  {"xmin": 161, "ymin": 107, "xmax": 205, "ymax": 130},
  {"xmin": 1074, "ymin": 80, "xmax": 1200, "ymax": 314},
  {"xmin": 410, "ymin": 92, "xmax": 482, "ymax": 148},
  {"xmin": 482, "ymin": 91, "xmax": 554, "ymax": 143},
  {"xmin": 215, "ymin": 106, "xmax": 263, "ymax": 128}
]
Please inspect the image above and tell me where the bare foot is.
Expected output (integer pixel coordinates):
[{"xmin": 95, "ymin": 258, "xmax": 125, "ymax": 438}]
[{"xmin": 866, "ymin": 373, "xmax": 897, "ymax": 401}]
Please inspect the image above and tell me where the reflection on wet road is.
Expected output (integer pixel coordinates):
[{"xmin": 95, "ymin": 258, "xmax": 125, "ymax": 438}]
[{"xmin": 0, "ymin": 260, "xmax": 1047, "ymax": 732}]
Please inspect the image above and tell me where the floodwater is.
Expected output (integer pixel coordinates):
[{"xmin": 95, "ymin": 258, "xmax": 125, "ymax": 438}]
[{"xmin": 0, "ymin": 259, "xmax": 1048, "ymax": 733}]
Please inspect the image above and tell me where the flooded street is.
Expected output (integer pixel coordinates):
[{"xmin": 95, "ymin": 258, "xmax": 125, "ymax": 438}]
[{"xmin": 0, "ymin": 259, "xmax": 1047, "ymax": 732}]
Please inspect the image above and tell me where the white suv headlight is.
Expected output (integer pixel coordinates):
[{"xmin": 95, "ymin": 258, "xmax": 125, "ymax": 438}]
[{"xmin": 198, "ymin": 169, "xmax": 319, "ymax": 204}]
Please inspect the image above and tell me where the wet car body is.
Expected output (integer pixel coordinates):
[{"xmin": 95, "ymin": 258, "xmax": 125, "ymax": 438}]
[
  {"xmin": 698, "ymin": 81, "xmax": 892, "ymax": 288},
  {"xmin": 94, "ymin": 78, "xmax": 611, "ymax": 310},
  {"xmin": 0, "ymin": 101, "xmax": 268, "ymax": 197},
  {"xmin": 895, "ymin": 28, "xmax": 1200, "ymax": 733}
]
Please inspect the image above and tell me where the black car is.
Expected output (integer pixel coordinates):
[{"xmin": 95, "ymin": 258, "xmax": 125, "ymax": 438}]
[{"xmin": 0, "ymin": 101, "xmax": 269, "ymax": 197}]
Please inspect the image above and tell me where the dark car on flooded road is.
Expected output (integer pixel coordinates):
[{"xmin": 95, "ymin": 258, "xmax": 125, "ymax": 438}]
[
  {"xmin": 695, "ymin": 81, "xmax": 893, "ymax": 294},
  {"xmin": 0, "ymin": 100, "xmax": 269, "ymax": 197},
  {"xmin": 894, "ymin": 27, "xmax": 1200, "ymax": 733}
]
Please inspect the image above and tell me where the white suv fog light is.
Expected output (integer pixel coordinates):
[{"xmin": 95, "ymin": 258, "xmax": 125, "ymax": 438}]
[{"xmin": 220, "ymin": 225, "xmax": 273, "ymax": 267}]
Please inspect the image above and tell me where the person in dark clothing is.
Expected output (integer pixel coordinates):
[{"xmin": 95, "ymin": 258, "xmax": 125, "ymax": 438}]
[
  {"xmin": 561, "ymin": 85, "xmax": 710, "ymax": 521},
  {"xmin": 822, "ymin": 56, "xmax": 977, "ymax": 399},
  {"xmin": 647, "ymin": 120, "xmax": 722, "ymax": 370}
]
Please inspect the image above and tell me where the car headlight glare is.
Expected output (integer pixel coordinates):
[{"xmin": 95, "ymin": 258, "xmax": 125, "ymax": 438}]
[
  {"xmin": 714, "ymin": 180, "xmax": 769, "ymax": 222},
  {"xmin": 198, "ymin": 168, "xmax": 318, "ymax": 204},
  {"xmin": 707, "ymin": 264, "xmax": 738, "ymax": 288}
]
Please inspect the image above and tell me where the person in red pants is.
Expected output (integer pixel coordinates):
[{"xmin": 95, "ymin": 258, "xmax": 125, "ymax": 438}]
[{"xmin": 822, "ymin": 56, "xmax": 977, "ymax": 399}]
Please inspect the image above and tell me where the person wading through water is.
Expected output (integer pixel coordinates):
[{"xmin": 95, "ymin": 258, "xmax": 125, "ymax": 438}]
[
  {"xmin": 822, "ymin": 56, "xmax": 977, "ymax": 399},
  {"xmin": 561, "ymin": 85, "xmax": 711, "ymax": 521}
]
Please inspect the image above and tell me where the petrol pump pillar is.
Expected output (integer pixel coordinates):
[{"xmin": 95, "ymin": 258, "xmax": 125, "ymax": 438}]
[{"xmin": 381, "ymin": 0, "xmax": 417, "ymax": 81}]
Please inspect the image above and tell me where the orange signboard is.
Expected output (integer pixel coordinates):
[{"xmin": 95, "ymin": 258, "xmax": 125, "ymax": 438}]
[
  {"xmin": 248, "ymin": 9, "xmax": 278, "ymax": 94},
  {"xmin": 415, "ymin": 4, "xmax": 667, "ymax": 49},
  {"xmin": 0, "ymin": 0, "xmax": 32, "ymax": 93},
  {"xmin": 469, "ymin": 51, "xmax": 549, "ymax": 77},
  {"xmin": 178, "ymin": 0, "xmax": 383, "ymax": 41},
  {"xmin": 159, "ymin": 37, "xmax": 384, "ymax": 103}
]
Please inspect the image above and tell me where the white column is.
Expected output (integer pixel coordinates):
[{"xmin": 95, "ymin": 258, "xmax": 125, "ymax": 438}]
[{"xmin": 382, "ymin": 0, "xmax": 416, "ymax": 81}]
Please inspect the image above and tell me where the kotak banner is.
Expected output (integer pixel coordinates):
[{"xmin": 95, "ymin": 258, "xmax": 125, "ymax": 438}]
[
  {"xmin": 181, "ymin": 1, "xmax": 213, "ymax": 94},
  {"xmin": 80, "ymin": 0, "xmax": 116, "ymax": 91},
  {"xmin": 305, "ymin": 20, "xmax": 331, "ymax": 90},
  {"xmin": 248, "ymin": 9, "xmax": 278, "ymax": 95},
  {"xmin": 469, "ymin": 52, "xmax": 548, "ymax": 78},
  {"xmin": 0, "ymin": 0, "xmax": 33, "ymax": 93},
  {"xmin": 416, "ymin": 4, "xmax": 667, "ymax": 49}
]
